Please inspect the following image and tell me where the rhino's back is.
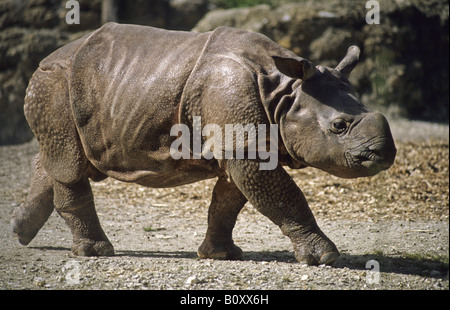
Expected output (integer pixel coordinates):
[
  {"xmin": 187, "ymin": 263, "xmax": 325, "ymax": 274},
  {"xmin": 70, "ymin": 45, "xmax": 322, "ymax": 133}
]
[{"xmin": 62, "ymin": 23, "xmax": 212, "ymax": 181}]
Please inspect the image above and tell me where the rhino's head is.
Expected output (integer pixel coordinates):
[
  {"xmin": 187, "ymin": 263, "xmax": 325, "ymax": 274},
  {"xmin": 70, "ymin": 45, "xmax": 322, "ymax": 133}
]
[{"xmin": 273, "ymin": 46, "xmax": 396, "ymax": 178}]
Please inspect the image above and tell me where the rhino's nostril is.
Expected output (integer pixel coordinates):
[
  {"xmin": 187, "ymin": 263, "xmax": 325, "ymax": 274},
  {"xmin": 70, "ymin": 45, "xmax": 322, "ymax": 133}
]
[{"xmin": 355, "ymin": 154, "xmax": 370, "ymax": 162}]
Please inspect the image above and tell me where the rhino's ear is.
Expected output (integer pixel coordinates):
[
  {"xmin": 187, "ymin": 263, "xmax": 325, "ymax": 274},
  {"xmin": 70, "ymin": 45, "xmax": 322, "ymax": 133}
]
[
  {"xmin": 335, "ymin": 46, "xmax": 360, "ymax": 78},
  {"xmin": 272, "ymin": 56, "xmax": 316, "ymax": 81}
]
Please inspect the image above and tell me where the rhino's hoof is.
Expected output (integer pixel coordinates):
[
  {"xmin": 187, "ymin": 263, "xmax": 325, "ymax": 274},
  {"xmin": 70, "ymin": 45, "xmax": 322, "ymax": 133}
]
[
  {"xmin": 11, "ymin": 221, "xmax": 35, "ymax": 246},
  {"xmin": 197, "ymin": 242, "xmax": 243, "ymax": 260},
  {"xmin": 295, "ymin": 250, "xmax": 339, "ymax": 266},
  {"xmin": 71, "ymin": 239, "xmax": 115, "ymax": 256},
  {"xmin": 319, "ymin": 251, "xmax": 340, "ymax": 265},
  {"xmin": 11, "ymin": 210, "xmax": 38, "ymax": 246},
  {"xmin": 12, "ymin": 227, "xmax": 37, "ymax": 246}
]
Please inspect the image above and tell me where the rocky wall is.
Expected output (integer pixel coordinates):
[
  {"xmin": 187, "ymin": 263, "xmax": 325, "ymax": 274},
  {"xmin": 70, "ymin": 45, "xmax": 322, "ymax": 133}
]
[{"xmin": 0, "ymin": 0, "xmax": 102, "ymax": 145}]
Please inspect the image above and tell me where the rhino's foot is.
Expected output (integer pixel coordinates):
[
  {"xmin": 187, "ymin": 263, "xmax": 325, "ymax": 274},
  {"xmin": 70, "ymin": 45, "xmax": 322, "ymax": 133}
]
[
  {"xmin": 11, "ymin": 212, "xmax": 38, "ymax": 246},
  {"xmin": 290, "ymin": 229, "xmax": 340, "ymax": 266},
  {"xmin": 11, "ymin": 203, "xmax": 53, "ymax": 246},
  {"xmin": 197, "ymin": 240, "xmax": 243, "ymax": 260},
  {"xmin": 71, "ymin": 239, "xmax": 115, "ymax": 256},
  {"xmin": 294, "ymin": 247, "xmax": 340, "ymax": 266}
]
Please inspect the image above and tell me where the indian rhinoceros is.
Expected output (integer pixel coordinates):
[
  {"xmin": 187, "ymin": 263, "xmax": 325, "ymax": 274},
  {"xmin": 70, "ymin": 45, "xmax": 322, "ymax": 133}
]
[{"xmin": 12, "ymin": 23, "xmax": 396, "ymax": 265}]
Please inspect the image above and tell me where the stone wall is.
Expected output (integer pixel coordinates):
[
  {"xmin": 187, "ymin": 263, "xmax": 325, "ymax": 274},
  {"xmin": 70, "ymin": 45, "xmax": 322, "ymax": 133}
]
[{"xmin": 0, "ymin": 0, "xmax": 102, "ymax": 145}]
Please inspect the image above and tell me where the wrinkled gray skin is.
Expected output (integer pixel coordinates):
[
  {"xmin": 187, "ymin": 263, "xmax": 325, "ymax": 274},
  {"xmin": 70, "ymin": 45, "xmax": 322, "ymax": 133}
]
[{"xmin": 12, "ymin": 23, "xmax": 396, "ymax": 265}]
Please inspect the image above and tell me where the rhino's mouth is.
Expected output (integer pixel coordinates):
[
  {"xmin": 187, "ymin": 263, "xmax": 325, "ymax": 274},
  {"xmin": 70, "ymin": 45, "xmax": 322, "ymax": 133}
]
[{"xmin": 345, "ymin": 140, "xmax": 396, "ymax": 174}]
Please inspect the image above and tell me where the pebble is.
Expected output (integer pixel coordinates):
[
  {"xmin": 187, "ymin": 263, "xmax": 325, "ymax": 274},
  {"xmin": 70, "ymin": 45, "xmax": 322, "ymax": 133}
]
[
  {"xmin": 34, "ymin": 277, "xmax": 46, "ymax": 287},
  {"xmin": 185, "ymin": 275, "xmax": 199, "ymax": 286}
]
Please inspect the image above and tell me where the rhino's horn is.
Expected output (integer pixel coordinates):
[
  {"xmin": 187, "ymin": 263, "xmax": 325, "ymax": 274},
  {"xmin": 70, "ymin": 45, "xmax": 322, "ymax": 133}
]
[{"xmin": 335, "ymin": 46, "xmax": 360, "ymax": 78}]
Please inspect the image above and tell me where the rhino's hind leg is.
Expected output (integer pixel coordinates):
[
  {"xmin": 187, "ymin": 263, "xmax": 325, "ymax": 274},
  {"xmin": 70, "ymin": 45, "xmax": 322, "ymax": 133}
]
[
  {"xmin": 53, "ymin": 178, "xmax": 114, "ymax": 256},
  {"xmin": 20, "ymin": 62, "xmax": 112, "ymax": 256},
  {"xmin": 198, "ymin": 177, "xmax": 247, "ymax": 260},
  {"xmin": 11, "ymin": 153, "xmax": 54, "ymax": 245}
]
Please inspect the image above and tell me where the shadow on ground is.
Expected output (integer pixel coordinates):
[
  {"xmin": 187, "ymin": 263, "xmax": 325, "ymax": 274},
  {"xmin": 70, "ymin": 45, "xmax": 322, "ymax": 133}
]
[{"xmin": 29, "ymin": 246, "xmax": 446, "ymax": 279}]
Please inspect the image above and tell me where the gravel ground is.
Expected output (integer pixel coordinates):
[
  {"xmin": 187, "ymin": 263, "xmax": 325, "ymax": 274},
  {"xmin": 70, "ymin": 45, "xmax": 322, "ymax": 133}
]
[{"xmin": 0, "ymin": 118, "xmax": 448, "ymax": 291}]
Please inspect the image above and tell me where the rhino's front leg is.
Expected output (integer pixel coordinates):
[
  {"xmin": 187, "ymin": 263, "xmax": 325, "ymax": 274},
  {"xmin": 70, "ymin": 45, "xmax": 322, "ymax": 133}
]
[
  {"xmin": 53, "ymin": 178, "xmax": 114, "ymax": 256},
  {"xmin": 198, "ymin": 177, "xmax": 248, "ymax": 260},
  {"xmin": 228, "ymin": 159, "xmax": 339, "ymax": 265}
]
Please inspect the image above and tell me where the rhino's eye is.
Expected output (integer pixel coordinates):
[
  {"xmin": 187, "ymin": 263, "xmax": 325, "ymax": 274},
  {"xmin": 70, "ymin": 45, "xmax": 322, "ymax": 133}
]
[{"xmin": 331, "ymin": 119, "xmax": 348, "ymax": 134}]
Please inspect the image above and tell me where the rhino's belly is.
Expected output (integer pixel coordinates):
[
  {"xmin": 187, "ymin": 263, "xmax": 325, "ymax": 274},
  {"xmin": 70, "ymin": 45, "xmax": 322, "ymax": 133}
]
[{"xmin": 97, "ymin": 157, "xmax": 220, "ymax": 188}]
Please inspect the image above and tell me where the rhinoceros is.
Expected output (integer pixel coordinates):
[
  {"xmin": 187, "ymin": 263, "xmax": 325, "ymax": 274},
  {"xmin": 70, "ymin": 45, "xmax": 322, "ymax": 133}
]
[{"xmin": 12, "ymin": 23, "xmax": 396, "ymax": 265}]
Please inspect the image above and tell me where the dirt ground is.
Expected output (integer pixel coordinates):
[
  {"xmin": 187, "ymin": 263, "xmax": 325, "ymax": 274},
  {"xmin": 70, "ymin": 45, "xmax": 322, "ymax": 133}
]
[{"xmin": 0, "ymin": 118, "xmax": 448, "ymax": 291}]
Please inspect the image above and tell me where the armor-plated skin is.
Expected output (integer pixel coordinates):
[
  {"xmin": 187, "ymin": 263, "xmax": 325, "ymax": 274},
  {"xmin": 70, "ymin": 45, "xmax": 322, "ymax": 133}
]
[{"xmin": 12, "ymin": 23, "xmax": 396, "ymax": 265}]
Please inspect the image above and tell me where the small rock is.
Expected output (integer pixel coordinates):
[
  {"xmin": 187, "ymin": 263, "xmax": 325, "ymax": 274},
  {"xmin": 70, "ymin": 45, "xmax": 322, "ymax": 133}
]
[
  {"xmin": 301, "ymin": 275, "xmax": 308, "ymax": 281},
  {"xmin": 155, "ymin": 234, "xmax": 176, "ymax": 239},
  {"xmin": 185, "ymin": 275, "xmax": 199, "ymax": 286},
  {"xmin": 353, "ymin": 275, "xmax": 361, "ymax": 281},
  {"xmin": 433, "ymin": 281, "xmax": 443, "ymax": 288},
  {"xmin": 34, "ymin": 277, "xmax": 46, "ymax": 287}
]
